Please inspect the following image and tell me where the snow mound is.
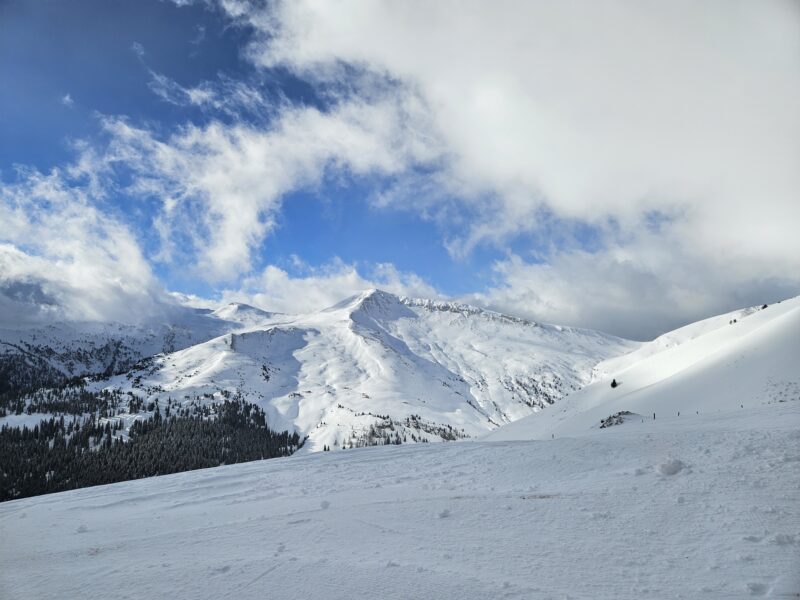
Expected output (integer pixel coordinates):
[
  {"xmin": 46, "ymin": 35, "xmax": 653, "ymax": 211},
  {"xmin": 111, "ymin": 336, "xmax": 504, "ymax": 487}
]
[{"xmin": 657, "ymin": 458, "xmax": 685, "ymax": 476}]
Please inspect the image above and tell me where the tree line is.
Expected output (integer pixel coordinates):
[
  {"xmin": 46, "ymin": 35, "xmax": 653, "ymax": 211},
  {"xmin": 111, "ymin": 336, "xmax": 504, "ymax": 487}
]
[{"xmin": 0, "ymin": 397, "xmax": 303, "ymax": 502}]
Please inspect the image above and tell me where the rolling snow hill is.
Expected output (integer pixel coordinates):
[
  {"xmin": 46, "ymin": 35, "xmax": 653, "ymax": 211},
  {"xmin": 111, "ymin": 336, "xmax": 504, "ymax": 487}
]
[
  {"xmin": 1, "ymin": 398, "xmax": 797, "ymax": 599},
  {"xmin": 88, "ymin": 289, "xmax": 635, "ymax": 450},
  {"xmin": 487, "ymin": 296, "xmax": 800, "ymax": 441}
]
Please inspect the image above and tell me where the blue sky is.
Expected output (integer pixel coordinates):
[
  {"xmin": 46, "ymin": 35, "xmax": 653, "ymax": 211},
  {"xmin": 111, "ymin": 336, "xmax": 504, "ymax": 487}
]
[
  {"xmin": 1, "ymin": 1, "xmax": 237, "ymax": 166},
  {"xmin": 0, "ymin": 0, "xmax": 508, "ymax": 299},
  {"xmin": 1, "ymin": 0, "xmax": 798, "ymax": 339}
]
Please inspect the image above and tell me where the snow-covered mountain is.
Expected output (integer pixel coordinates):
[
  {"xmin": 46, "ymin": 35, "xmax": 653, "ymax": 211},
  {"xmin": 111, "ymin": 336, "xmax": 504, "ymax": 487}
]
[
  {"xmin": 83, "ymin": 289, "xmax": 635, "ymax": 450},
  {"xmin": 3, "ymin": 294, "xmax": 798, "ymax": 598},
  {"xmin": 0, "ymin": 304, "xmax": 276, "ymax": 396},
  {"xmin": 487, "ymin": 295, "xmax": 800, "ymax": 441},
  {"xmin": 210, "ymin": 302, "xmax": 279, "ymax": 327},
  {"xmin": 7, "ymin": 290, "xmax": 796, "ymax": 455}
]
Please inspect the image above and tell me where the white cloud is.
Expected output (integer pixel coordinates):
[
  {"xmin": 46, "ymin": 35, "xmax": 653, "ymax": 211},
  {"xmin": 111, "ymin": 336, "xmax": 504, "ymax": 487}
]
[
  {"xmin": 60, "ymin": 93, "xmax": 74, "ymax": 107},
  {"xmin": 219, "ymin": 258, "xmax": 439, "ymax": 314},
  {"xmin": 146, "ymin": 69, "xmax": 268, "ymax": 117},
  {"xmin": 102, "ymin": 92, "xmax": 440, "ymax": 282},
  {"xmin": 9, "ymin": 1, "xmax": 797, "ymax": 337},
  {"xmin": 241, "ymin": 1, "xmax": 800, "ymax": 228},
  {"xmin": 206, "ymin": 0, "xmax": 800, "ymax": 336},
  {"xmin": 0, "ymin": 168, "xmax": 173, "ymax": 326},
  {"xmin": 470, "ymin": 237, "xmax": 799, "ymax": 340},
  {"xmin": 130, "ymin": 41, "xmax": 145, "ymax": 57},
  {"xmin": 190, "ymin": 24, "xmax": 206, "ymax": 46}
]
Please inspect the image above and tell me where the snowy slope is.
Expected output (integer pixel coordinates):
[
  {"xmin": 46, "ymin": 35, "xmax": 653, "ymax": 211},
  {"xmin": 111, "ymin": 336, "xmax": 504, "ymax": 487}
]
[
  {"xmin": 1, "ymin": 400, "xmax": 798, "ymax": 599},
  {"xmin": 2, "ymin": 295, "xmax": 798, "ymax": 598},
  {"xmin": 488, "ymin": 297, "xmax": 800, "ymax": 441},
  {"xmin": 0, "ymin": 303, "xmax": 276, "ymax": 381},
  {"xmin": 211, "ymin": 302, "xmax": 279, "ymax": 328},
  {"xmin": 90, "ymin": 289, "xmax": 635, "ymax": 450}
]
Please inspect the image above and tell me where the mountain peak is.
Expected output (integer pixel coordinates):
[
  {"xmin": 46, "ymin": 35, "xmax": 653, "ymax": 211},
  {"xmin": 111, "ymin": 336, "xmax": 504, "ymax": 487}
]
[
  {"xmin": 325, "ymin": 288, "xmax": 415, "ymax": 324},
  {"xmin": 353, "ymin": 288, "xmax": 400, "ymax": 303},
  {"xmin": 358, "ymin": 287, "xmax": 400, "ymax": 303},
  {"xmin": 211, "ymin": 302, "xmax": 275, "ymax": 325},
  {"xmin": 325, "ymin": 288, "xmax": 399, "ymax": 311}
]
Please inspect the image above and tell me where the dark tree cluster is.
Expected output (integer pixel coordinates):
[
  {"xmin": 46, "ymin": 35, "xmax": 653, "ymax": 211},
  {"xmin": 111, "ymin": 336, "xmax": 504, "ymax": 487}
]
[
  {"xmin": 0, "ymin": 398, "xmax": 303, "ymax": 502},
  {"xmin": 343, "ymin": 423, "xmax": 405, "ymax": 449},
  {"xmin": 0, "ymin": 353, "xmax": 71, "ymax": 406},
  {"xmin": 0, "ymin": 339, "xmax": 139, "ymax": 400},
  {"xmin": 1, "ymin": 385, "xmax": 126, "ymax": 418},
  {"xmin": 402, "ymin": 414, "xmax": 467, "ymax": 441},
  {"xmin": 334, "ymin": 413, "xmax": 468, "ymax": 450},
  {"xmin": 499, "ymin": 373, "xmax": 569, "ymax": 410},
  {"xmin": 599, "ymin": 410, "xmax": 634, "ymax": 428}
]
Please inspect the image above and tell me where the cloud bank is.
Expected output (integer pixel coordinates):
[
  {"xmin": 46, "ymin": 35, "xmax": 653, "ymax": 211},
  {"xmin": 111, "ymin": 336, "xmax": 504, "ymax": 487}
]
[
  {"xmin": 219, "ymin": 258, "xmax": 440, "ymax": 315},
  {"xmin": 0, "ymin": 168, "xmax": 173, "ymax": 327},
  {"xmin": 211, "ymin": 0, "xmax": 800, "ymax": 337},
  {"xmin": 2, "ymin": 1, "xmax": 798, "ymax": 339}
]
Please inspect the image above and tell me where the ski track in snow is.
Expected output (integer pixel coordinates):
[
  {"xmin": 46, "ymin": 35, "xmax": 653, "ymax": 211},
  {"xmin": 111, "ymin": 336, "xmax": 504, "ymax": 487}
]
[{"xmin": 2, "ymin": 402, "xmax": 799, "ymax": 599}]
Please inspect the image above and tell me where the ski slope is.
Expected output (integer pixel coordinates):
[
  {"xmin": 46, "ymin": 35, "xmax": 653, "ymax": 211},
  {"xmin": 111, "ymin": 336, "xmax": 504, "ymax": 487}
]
[
  {"xmin": 1, "ymin": 400, "xmax": 798, "ymax": 599},
  {"xmin": 488, "ymin": 296, "xmax": 800, "ymax": 442}
]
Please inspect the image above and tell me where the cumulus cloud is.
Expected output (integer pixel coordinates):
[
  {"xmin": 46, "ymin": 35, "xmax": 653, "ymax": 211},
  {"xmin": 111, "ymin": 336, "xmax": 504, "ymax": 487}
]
[
  {"xmin": 240, "ymin": 1, "xmax": 800, "ymax": 226},
  {"xmin": 0, "ymin": 168, "xmax": 174, "ymax": 327},
  {"xmin": 201, "ymin": 0, "xmax": 800, "ymax": 336},
  {"xmin": 6, "ymin": 1, "xmax": 798, "ymax": 338},
  {"xmin": 218, "ymin": 257, "xmax": 440, "ymax": 314},
  {"xmin": 102, "ymin": 91, "xmax": 440, "ymax": 282}
]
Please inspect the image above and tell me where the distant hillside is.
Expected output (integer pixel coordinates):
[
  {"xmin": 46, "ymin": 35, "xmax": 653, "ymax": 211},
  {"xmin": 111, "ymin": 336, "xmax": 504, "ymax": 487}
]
[{"xmin": 487, "ymin": 296, "xmax": 800, "ymax": 441}]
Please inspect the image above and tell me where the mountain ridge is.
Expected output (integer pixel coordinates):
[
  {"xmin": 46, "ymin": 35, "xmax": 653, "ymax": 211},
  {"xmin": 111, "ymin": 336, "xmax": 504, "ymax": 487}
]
[
  {"xmin": 73, "ymin": 288, "xmax": 634, "ymax": 451},
  {"xmin": 487, "ymin": 295, "xmax": 800, "ymax": 442},
  {"xmin": 6, "ymin": 289, "xmax": 795, "ymax": 456}
]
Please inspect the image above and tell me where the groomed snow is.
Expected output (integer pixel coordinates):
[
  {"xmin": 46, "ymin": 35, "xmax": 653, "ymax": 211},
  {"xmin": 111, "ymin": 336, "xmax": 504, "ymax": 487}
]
[{"xmin": 1, "ymin": 401, "xmax": 798, "ymax": 599}]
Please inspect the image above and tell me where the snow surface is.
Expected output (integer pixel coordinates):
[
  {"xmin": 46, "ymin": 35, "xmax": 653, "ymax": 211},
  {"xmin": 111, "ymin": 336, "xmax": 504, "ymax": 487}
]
[
  {"xmin": 1, "ymin": 401, "xmax": 798, "ymax": 599},
  {"xmin": 85, "ymin": 289, "xmax": 635, "ymax": 450},
  {"xmin": 2, "ymin": 295, "xmax": 799, "ymax": 598},
  {"xmin": 488, "ymin": 296, "xmax": 800, "ymax": 442},
  {"xmin": 0, "ymin": 304, "xmax": 274, "ymax": 378}
]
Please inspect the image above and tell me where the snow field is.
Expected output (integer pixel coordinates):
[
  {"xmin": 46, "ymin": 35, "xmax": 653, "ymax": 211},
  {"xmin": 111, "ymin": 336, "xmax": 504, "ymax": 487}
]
[
  {"xmin": 489, "ymin": 297, "xmax": 800, "ymax": 442},
  {"xmin": 1, "ymin": 401, "xmax": 798, "ymax": 599}
]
